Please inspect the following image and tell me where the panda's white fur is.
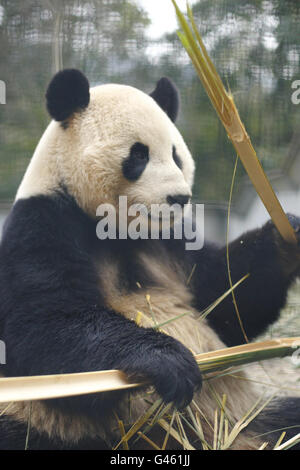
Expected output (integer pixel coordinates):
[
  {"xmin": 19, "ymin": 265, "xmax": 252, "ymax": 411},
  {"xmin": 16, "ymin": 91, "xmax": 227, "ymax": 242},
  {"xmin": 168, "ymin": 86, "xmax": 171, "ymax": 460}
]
[
  {"xmin": 1, "ymin": 70, "xmax": 299, "ymax": 450},
  {"xmin": 17, "ymin": 84, "xmax": 194, "ymax": 215}
]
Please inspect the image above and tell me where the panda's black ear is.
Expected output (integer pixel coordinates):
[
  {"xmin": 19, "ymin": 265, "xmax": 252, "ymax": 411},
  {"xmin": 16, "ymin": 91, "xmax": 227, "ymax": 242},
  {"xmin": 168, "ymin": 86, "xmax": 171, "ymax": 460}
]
[
  {"xmin": 46, "ymin": 69, "xmax": 90, "ymax": 122},
  {"xmin": 150, "ymin": 77, "xmax": 179, "ymax": 123}
]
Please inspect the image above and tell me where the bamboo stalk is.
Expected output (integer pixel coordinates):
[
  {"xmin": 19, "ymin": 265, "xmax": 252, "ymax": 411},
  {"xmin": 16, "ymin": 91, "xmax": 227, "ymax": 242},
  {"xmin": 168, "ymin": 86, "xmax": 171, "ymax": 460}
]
[
  {"xmin": 171, "ymin": 0, "xmax": 297, "ymax": 245},
  {"xmin": 194, "ymin": 337, "xmax": 300, "ymax": 373},
  {"xmin": 0, "ymin": 337, "xmax": 298, "ymax": 403},
  {"xmin": 0, "ymin": 369, "xmax": 140, "ymax": 403}
]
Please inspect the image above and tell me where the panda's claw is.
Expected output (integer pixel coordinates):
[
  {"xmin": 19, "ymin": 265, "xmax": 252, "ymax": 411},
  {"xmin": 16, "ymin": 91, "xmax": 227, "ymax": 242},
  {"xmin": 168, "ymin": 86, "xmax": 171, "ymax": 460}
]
[
  {"xmin": 122, "ymin": 335, "xmax": 202, "ymax": 410},
  {"xmin": 150, "ymin": 341, "xmax": 202, "ymax": 409}
]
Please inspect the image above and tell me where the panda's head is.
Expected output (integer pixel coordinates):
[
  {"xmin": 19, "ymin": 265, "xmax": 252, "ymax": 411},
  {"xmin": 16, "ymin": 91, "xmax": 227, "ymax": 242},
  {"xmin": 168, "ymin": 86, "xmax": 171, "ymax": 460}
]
[{"xmin": 17, "ymin": 69, "xmax": 195, "ymax": 222}]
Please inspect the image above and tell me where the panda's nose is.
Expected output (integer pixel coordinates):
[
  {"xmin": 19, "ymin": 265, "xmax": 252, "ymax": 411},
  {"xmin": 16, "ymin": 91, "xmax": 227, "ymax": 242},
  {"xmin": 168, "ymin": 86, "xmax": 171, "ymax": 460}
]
[{"xmin": 167, "ymin": 194, "xmax": 190, "ymax": 207}]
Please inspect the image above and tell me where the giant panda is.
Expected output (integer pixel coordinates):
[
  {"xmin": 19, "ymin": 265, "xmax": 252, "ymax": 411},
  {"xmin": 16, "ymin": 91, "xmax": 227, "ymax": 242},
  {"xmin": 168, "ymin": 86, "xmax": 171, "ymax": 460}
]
[{"xmin": 0, "ymin": 68, "xmax": 299, "ymax": 450}]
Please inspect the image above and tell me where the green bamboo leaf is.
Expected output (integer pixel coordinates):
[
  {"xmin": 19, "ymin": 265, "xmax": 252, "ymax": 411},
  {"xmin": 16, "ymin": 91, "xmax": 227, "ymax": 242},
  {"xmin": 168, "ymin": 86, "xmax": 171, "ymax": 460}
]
[
  {"xmin": 199, "ymin": 273, "xmax": 249, "ymax": 322},
  {"xmin": 172, "ymin": 0, "xmax": 228, "ymax": 117},
  {"xmin": 176, "ymin": 31, "xmax": 221, "ymax": 113},
  {"xmin": 186, "ymin": 1, "xmax": 231, "ymax": 109}
]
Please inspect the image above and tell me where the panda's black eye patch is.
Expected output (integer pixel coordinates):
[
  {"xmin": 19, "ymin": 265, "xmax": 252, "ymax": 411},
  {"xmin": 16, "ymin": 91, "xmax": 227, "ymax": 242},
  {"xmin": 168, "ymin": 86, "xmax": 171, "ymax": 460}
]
[
  {"xmin": 172, "ymin": 146, "xmax": 182, "ymax": 170},
  {"xmin": 122, "ymin": 142, "xmax": 149, "ymax": 181}
]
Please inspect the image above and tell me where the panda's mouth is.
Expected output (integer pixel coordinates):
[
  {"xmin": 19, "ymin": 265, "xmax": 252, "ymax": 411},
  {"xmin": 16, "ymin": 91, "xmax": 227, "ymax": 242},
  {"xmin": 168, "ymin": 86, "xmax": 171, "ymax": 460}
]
[
  {"xmin": 116, "ymin": 197, "xmax": 184, "ymax": 234},
  {"xmin": 147, "ymin": 211, "xmax": 185, "ymax": 234},
  {"xmin": 148, "ymin": 212, "xmax": 176, "ymax": 223}
]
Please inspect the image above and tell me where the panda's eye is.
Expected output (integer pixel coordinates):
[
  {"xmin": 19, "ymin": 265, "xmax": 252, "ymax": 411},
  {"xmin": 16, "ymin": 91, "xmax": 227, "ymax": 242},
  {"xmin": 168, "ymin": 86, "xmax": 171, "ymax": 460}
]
[
  {"xmin": 172, "ymin": 146, "xmax": 182, "ymax": 170},
  {"xmin": 122, "ymin": 142, "xmax": 149, "ymax": 181},
  {"xmin": 130, "ymin": 142, "xmax": 149, "ymax": 161}
]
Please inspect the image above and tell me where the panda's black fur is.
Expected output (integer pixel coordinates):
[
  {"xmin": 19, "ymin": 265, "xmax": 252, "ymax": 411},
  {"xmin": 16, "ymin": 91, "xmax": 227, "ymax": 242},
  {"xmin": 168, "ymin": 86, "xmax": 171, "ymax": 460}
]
[
  {"xmin": 46, "ymin": 69, "xmax": 90, "ymax": 122},
  {"xmin": 0, "ymin": 69, "xmax": 299, "ymax": 450},
  {"xmin": 149, "ymin": 77, "xmax": 180, "ymax": 123}
]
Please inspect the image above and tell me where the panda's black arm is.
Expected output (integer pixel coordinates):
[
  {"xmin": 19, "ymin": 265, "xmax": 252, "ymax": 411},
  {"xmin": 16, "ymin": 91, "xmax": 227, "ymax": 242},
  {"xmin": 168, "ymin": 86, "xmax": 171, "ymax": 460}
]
[
  {"xmin": 185, "ymin": 218, "xmax": 300, "ymax": 346},
  {"xmin": 0, "ymin": 193, "xmax": 201, "ymax": 414}
]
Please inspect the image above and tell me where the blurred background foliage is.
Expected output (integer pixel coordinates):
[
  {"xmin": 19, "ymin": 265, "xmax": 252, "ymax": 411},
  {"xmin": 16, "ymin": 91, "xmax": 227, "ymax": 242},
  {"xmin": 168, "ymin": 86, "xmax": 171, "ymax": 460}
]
[{"xmin": 0, "ymin": 0, "xmax": 299, "ymax": 203}]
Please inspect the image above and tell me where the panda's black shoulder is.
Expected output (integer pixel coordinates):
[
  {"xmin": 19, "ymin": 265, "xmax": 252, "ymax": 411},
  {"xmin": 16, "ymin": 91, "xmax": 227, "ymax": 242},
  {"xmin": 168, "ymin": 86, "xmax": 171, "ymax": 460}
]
[
  {"xmin": 1, "ymin": 189, "xmax": 94, "ymax": 254},
  {"xmin": 0, "ymin": 189, "xmax": 101, "ymax": 313}
]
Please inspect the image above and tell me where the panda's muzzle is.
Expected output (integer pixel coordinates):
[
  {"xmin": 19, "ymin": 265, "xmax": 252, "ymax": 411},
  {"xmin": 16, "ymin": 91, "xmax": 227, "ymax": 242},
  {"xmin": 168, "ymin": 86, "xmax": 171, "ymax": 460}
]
[{"xmin": 167, "ymin": 194, "xmax": 190, "ymax": 207}]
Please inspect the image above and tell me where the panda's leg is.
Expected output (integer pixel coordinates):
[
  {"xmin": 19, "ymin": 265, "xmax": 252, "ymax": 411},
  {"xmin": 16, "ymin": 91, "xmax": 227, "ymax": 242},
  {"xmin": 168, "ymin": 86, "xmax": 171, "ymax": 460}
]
[
  {"xmin": 0, "ymin": 415, "xmax": 109, "ymax": 450},
  {"xmin": 188, "ymin": 216, "xmax": 300, "ymax": 346},
  {"xmin": 246, "ymin": 396, "xmax": 300, "ymax": 450}
]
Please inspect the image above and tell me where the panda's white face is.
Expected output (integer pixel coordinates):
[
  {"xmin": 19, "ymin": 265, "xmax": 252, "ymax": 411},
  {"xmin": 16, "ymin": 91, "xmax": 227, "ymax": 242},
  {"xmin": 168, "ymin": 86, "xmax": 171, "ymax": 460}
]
[{"xmin": 16, "ymin": 71, "xmax": 195, "ymax": 223}]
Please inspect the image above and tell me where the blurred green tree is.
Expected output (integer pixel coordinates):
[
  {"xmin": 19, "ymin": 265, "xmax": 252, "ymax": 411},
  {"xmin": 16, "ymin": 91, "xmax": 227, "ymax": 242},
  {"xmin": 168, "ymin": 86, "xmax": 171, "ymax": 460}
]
[
  {"xmin": 0, "ymin": 0, "xmax": 299, "ymax": 203},
  {"xmin": 0, "ymin": 0, "xmax": 150, "ymax": 199},
  {"xmin": 154, "ymin": 0, "xmax": 300, "ymax": 201}
]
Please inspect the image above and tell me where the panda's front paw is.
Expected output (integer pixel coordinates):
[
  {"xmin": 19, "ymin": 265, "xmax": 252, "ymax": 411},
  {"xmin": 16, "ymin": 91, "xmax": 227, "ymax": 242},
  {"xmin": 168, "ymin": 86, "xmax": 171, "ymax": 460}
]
[
  {"xmin": 151, "ymin": 340, "xmax": 202, "ymax": 409},
  {"xmin": 124, "ymin": 336, "xmax": 202, "ymax": 410}
]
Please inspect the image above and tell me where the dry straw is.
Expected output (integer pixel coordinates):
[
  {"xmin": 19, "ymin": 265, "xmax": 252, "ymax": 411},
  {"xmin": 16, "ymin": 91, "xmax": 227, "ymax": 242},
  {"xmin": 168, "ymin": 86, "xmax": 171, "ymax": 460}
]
[{"xmin": 171, "ymin": 0, "xmax": 297, "ymax": 245}]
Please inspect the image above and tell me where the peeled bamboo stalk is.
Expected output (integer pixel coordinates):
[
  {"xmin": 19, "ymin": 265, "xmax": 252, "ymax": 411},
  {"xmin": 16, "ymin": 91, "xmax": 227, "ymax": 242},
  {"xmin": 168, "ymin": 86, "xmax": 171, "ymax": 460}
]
[
  {"xmin": 0, "ymin": 370, "xmax": 140, "ymax": 403},
  {"xmin": 194, "ymin": 337, "xmax": 300, "ymax": 372},
  {"xmin": 0, "ymin": 337, "xmax": 299, "ymax": 403},
  {"xmin": 171, "ymin": 0, "xmax": 297, "ymax": 245}
]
